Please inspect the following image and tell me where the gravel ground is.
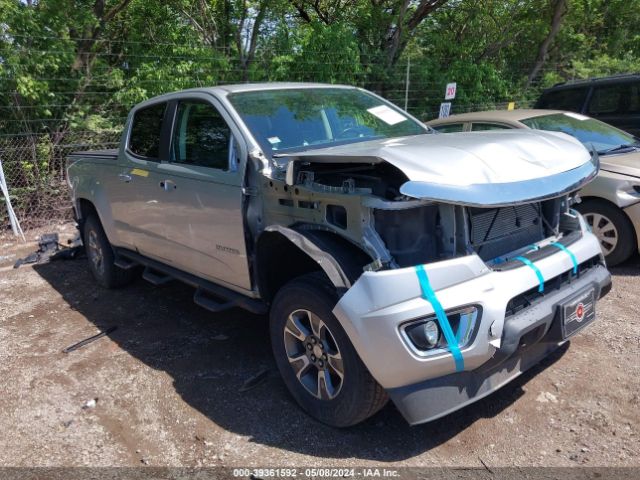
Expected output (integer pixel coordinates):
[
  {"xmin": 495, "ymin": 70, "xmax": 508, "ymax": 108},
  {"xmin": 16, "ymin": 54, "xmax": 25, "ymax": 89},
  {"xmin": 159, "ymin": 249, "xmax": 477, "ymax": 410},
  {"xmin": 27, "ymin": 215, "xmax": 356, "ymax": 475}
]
[{"xmin": 0, "ymin": 230, "xmax": 638, "ymax": 472}]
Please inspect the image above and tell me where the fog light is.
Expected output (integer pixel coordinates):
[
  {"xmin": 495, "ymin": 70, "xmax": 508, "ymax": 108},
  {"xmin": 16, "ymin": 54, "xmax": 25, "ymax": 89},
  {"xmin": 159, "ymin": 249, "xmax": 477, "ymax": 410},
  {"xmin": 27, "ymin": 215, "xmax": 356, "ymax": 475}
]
[
  {"xmin": 402, "ymin": 305, "xmax": 481, "ymax": 354},
  {"xmin": 423, "ymin": 320, "xmax": 439, "ymax": 346}
]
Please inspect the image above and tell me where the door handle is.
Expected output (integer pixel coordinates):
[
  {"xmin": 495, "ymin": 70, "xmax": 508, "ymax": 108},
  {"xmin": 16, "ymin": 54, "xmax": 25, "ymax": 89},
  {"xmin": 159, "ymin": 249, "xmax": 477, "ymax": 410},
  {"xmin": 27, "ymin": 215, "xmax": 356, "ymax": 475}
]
[
  {"xmin": 159, "ymin": 179, "xmax": 177, "ymax": 191},
  {"xmin": 118, "ymin": 173, "xmax": 132, "ymax": 183}
]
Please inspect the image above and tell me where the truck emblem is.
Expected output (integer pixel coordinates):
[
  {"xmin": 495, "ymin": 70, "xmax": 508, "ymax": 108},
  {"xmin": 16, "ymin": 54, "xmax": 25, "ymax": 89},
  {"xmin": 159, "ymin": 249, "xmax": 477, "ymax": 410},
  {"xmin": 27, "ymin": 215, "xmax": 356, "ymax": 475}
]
[{"xmin": 216, "ymin": 245, "xmax": 240, "ymax": 255}]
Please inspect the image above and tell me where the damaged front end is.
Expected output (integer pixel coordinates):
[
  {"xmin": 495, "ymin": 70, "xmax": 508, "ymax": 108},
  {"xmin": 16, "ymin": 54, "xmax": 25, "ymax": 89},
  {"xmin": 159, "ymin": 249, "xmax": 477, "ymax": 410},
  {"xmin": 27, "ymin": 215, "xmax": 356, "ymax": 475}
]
[
  {"xmin": 258, "ymin": 130, "xmax": 610, "ymax": 424},
  {"xmin": 266, "ymin": 130, "xmax": 599, "ymax": 272}
]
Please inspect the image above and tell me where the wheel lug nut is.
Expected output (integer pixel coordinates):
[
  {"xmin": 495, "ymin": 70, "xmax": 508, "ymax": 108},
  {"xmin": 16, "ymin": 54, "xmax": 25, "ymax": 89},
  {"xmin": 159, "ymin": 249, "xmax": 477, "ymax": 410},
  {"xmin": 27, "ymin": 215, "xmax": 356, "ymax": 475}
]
[
  {"xmin": 318, "ymin": 360, "xmax": 324, "ymax": 368},
  {"xmin": 322, "ymin": 354, "xmax": 327, "ymax": 360},
  {"xmin": 311, "ymin": 354, "xmax": 316, "ymax": 361},
  {"xmin": 311, "ymin": 338, "xmax": 317, "ymax": 344},
  {"xmin": 307, "ymin": 344, "xmax": 313, "ymax": 350}
]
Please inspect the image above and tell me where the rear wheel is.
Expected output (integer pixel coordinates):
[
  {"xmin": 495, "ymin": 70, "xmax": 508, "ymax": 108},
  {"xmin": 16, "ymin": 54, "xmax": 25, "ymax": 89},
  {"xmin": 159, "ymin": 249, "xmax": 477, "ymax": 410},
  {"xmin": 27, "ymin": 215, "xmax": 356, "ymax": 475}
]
[
  {"xmin": 83, "ymin": 214, "xmax": 137, "ymax": 288},
  {"xmin": 270, "ymin": 272, "xmax": 387, "ymax": 427},
  {"xmin": 576, "ymin": 200, "xmax": 636, "ymax": 266}
]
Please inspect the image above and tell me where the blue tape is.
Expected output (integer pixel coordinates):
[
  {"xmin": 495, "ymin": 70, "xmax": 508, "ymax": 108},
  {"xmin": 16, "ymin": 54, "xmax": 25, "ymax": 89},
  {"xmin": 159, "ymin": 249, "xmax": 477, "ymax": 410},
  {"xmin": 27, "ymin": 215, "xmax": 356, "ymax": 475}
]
[
  {"xmin": 550, "ymin": 242, "xmax": 578, "ymax": 275},
  {"xmin": 514, "ymin": 256, "xmax": 545, "ymax": 293},
  {"xmin": 414, "ymin": 265, "xmax": 464, "ymax": 372}
]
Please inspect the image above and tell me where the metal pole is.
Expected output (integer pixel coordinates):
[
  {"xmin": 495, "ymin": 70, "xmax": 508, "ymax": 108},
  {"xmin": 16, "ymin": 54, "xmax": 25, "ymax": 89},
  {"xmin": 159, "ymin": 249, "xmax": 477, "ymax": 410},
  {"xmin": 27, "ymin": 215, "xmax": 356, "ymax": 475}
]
[
  {"xmin": 0, "ymin": 158, "xmax": 25, "ymax": 241},
  {"xmin": 404, "ymin": 56, "xmax": 411, "ymax": 112}
]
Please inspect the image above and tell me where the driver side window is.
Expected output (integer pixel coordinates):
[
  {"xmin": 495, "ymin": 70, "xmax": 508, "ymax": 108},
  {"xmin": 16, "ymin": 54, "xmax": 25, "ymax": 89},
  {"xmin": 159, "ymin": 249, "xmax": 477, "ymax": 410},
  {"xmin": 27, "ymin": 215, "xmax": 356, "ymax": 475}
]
[{"xmin": 171, "ymin": 100, "xmax": 232, "ymax": 170}]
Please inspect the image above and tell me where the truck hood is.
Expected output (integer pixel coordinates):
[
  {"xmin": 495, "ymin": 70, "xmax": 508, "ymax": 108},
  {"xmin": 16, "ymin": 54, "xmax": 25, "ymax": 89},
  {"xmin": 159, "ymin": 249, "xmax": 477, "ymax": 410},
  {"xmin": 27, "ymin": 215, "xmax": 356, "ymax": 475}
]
[{"xmin": 282, "ymin": 130, "xmax": 598, "ymax": 206}]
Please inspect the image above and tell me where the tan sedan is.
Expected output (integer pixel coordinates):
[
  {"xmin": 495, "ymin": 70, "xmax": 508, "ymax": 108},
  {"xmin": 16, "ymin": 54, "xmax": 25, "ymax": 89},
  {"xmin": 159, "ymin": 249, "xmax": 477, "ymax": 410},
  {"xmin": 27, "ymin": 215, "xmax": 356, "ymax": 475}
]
[{"xmin": 429, "ymin": 109, "xmax": 640, "ymax": 266}]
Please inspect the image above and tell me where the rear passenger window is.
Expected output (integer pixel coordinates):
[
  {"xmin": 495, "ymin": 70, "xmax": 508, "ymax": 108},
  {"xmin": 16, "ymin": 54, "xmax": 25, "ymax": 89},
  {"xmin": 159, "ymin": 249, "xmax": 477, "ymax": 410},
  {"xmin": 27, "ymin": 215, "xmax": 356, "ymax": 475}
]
[
  {"xmin": 537, "ymin": 88, "xmax": 588, "ymax": 112},
  {"xmin": 471, "ymin": 123, "xmax": 512, "ymax": 131},
  {"xmin": 588, "ymin": 82, "xmax": 637, "ymax": 115},
  {"xmin": 129, "ymin": 103, "xmax": 167, "ymax": 159},
  {"xmin": 433, "ymin": 123, "xmax": 465, "ymax": 133},
  {"xmin": 171, "ymin": 100, "xmax": 232, "ymax": 170}
]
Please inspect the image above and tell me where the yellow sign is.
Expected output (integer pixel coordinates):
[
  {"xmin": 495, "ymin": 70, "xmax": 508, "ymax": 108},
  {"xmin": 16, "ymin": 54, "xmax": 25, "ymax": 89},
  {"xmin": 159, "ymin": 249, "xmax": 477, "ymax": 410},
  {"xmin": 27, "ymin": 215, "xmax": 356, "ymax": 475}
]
[
  {"xmin": 507, "ymin": 102, "xmax": 515, "ymax": 111},
  {"xmin": 130, "ymin": 168, "xmax": 149, "ymax": 177}
]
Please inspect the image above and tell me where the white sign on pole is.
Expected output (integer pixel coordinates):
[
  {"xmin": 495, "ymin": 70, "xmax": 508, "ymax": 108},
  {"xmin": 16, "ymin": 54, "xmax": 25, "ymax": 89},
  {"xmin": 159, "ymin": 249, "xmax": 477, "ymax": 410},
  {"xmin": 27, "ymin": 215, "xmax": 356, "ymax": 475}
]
[
  {"xmin": 438, "ymin": 102, "xmax": 452, "ymax": 119},
  {"xmin": 444, "ymin": 82, "xmax": 457, "ymax": 100}
]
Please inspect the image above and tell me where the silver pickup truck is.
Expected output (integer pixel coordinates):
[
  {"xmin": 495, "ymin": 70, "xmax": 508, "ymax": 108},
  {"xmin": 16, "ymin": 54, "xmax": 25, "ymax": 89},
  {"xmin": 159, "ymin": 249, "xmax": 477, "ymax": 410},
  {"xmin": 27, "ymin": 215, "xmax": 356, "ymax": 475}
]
[{"xmin": 67, "ymin": 83, "xmax": 611, "ymax": 427}]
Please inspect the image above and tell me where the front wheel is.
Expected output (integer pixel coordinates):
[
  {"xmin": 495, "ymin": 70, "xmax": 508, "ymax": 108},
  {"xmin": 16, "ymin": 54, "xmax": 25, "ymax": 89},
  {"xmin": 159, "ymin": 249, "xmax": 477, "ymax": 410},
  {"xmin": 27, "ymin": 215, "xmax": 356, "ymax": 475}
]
[
  {"xmin": 270, "ymin": 272, "xmax": 387, "ymax": 427},
  {"xmin": 576, "ymin": 200, "xmax": 636, "ymax": 267}
]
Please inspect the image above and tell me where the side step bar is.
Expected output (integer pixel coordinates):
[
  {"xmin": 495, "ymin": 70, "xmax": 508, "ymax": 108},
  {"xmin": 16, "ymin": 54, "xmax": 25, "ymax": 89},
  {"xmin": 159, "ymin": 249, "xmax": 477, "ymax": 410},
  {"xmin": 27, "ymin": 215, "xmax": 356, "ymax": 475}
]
[
  {"xmin": 193, "ymin": 288, "xmax": 235, "ymax": 313},
  {"xmin": 116, "ymin": 248, "xmax": 267, "ymax": 315},
  {"xmin": 142, "ymin": 267, "xmax": 173, "ymax": 286},
  {"xmin": 114, "ymin": 255, "xmax": 138, "ymax": 270}
]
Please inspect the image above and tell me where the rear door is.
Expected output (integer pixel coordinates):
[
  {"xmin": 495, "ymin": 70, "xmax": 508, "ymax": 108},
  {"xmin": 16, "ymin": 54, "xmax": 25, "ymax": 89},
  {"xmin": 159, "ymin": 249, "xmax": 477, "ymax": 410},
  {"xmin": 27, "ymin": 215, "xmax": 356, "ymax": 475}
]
[
  {"xmin": 587, "ymin": 81, "xmax": 640, "ymax": 136},
  {"xmin": 115, "ymin": 101, "xmax": 176, "ymax": 261},
  {"xmin": 157, "ymin": 95, "xmax": 251, "ymax": 291}
]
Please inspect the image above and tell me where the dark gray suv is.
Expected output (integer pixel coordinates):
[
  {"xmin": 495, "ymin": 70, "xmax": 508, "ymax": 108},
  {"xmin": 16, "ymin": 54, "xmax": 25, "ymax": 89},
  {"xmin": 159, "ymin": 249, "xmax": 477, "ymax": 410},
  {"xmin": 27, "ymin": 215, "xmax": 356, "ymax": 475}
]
[{"xmin": 535, "ymin": 74, "xmax": 640, "ymax": 136}]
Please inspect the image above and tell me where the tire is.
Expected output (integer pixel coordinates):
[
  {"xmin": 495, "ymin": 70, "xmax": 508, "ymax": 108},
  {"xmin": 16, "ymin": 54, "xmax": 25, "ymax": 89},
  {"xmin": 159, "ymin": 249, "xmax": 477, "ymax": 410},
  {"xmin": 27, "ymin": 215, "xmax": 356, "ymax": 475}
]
[
  {"xmin": 270, "ymin": 272, "xmax": 388, "ymax": 427},
  {"xmin": 576, "ymin": 199, "xmax": 636, "ymax": 267},
  {"xmin": 83, "ymin": 214, "xmax": 137, "ymax": 288}
]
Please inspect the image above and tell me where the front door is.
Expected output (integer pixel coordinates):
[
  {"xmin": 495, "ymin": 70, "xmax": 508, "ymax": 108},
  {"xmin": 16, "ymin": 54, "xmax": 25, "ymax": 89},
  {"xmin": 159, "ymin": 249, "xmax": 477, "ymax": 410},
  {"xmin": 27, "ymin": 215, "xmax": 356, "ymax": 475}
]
[{"xmin": 157, "ymin": 96, "xmax": 251, "ymax": 291}]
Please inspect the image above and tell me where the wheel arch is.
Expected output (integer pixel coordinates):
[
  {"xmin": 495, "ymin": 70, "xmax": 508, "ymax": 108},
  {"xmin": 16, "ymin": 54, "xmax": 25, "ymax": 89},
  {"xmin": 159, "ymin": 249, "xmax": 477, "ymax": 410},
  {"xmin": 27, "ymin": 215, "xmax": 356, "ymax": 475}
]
[
  {"xmin": 255, "ymin": 226, "xmax": 373, "ymax": 303},
  {"xmin": 577, "ymin": 196, "xmax": 639, "ymax": 263},
  {"xmin": 578, "ymin": 195, "xmax": 637, "ymax": 235}
]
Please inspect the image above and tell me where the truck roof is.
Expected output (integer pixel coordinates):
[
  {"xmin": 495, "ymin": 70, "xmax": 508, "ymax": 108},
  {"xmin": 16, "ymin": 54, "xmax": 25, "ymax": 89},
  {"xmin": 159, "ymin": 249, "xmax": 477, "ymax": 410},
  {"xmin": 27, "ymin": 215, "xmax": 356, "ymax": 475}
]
[{"xmin": 137, "ymin": 82, "xmax": 358, "ymax": 107}]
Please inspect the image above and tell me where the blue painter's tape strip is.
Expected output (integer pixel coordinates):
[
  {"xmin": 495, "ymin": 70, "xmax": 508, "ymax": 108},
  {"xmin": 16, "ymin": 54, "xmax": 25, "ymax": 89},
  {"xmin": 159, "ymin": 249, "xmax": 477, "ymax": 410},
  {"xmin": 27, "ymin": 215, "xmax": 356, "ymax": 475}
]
[
  {"xmin": 551, "ymin": 242, "xmax": 578, "ymax": 275},
  {"xmin": 514, "ymin": 256, "xmax": 545, "ymax": 293},
  {"xmin": 414, "ymin": 265, "xmax": 464, "ymax": 372}
]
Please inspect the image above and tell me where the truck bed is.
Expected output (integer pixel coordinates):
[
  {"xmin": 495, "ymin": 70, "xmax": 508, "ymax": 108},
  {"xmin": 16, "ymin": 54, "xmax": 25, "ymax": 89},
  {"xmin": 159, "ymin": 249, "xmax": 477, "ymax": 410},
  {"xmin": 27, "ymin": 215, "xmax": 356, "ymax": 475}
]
[{"xmin": 68, "ymin": 149, "xmax": 118, "ymax": 160}]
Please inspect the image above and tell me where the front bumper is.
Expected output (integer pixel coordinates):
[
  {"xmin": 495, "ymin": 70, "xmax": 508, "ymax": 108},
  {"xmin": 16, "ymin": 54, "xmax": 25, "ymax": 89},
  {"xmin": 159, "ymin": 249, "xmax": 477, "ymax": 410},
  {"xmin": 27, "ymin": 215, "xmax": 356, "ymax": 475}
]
[
  {"xmin": 388, "ymin": 265, "xmax": 610, "ymax": 425},
  {"xmin": 332, "ymin": 229, "xmax": 611, "ymax": 424}
]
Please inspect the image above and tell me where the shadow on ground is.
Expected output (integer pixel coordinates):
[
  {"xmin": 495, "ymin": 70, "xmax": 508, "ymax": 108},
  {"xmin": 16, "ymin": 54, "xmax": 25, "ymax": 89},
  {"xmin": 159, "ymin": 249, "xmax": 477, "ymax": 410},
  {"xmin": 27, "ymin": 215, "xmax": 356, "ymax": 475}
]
[
  {"xmin": 34, "ymin": 257, "xmax": 569, "ymax": 462},
  {"xmin": 609, "ymin": 252, "xmax": 640, "ymax": 277}
]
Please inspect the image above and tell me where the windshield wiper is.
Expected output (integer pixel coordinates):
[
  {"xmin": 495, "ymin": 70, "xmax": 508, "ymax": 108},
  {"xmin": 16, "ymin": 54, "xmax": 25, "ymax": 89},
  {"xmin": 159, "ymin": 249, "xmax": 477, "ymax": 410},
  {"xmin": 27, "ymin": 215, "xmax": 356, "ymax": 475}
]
[{"xmin": 597, "ymin": 143, "xmax": 640, "ymax": 155}]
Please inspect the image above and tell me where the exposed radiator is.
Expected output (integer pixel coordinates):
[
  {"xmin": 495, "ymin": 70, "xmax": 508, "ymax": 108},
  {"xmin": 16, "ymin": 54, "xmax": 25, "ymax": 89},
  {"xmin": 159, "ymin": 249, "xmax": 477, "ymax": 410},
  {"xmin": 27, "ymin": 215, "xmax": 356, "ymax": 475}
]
[{"xmin": 467, "ymin": 203, "xmax": 545, "ymax": 261}]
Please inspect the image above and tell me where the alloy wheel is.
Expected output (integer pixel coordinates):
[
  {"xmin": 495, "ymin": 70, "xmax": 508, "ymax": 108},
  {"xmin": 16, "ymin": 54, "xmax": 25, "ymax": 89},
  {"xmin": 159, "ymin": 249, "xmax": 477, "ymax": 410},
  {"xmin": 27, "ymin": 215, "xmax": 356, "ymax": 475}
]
[{"xmin": 283, "ymin": 309, "xmax": 344, "ymax": 400}]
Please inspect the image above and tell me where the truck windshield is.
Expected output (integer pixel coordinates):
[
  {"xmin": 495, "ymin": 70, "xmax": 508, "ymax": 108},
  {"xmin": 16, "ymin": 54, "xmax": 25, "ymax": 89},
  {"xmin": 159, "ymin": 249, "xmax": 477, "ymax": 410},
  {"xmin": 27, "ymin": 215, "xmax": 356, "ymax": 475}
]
[
  {"xmin": 228, "ymin": 88, "xmax": 428, "ymax": 155},
  {"xmin": 521, "ymin": 113, "xmax": 639, "ymax": 155}
]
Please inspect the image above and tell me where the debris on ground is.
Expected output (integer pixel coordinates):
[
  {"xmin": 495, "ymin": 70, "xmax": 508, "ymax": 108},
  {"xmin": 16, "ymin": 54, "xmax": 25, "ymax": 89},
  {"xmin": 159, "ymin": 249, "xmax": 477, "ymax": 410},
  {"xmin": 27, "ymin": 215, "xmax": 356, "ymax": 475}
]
[
  {"xmin": 13, "ymin": 232, "xmax": 83, "ymax": 268},
  {"xmin": 82, "ymin": 398, "xmax": 98, "ymax": 410},
  {"xmin": 239, "ymin": 368, "xmax": 270, "ymax": 392},
  {"xmin": 536, "ymin": 391, "xmax": 559, "ymax": 403},
  {"xmin": 62, "ymin": 326, "xmax": 117, "ymax": 353}
]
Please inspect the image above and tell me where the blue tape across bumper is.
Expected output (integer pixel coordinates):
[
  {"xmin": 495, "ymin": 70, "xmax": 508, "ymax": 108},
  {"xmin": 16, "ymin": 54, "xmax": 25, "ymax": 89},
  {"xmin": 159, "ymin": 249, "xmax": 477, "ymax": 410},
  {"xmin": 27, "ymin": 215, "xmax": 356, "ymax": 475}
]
[{"xmin": 415, "ymin": 265, "xmax": 465, "ymax": 372}]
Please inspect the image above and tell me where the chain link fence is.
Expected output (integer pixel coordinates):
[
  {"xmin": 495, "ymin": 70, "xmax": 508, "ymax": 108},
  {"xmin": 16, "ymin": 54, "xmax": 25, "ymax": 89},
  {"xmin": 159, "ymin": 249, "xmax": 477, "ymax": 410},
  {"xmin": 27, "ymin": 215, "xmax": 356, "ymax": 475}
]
[{"xmin": 0, "ymin": 131, "xmax": 120, "ymax": 242}]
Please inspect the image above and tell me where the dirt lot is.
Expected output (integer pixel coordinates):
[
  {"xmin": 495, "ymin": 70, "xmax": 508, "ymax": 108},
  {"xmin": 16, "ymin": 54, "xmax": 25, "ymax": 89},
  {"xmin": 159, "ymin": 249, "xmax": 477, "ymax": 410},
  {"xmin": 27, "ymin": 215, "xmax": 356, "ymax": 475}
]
[{"xmin": 0, "ymin": 229, "xmax": 638, "ymax": 471}]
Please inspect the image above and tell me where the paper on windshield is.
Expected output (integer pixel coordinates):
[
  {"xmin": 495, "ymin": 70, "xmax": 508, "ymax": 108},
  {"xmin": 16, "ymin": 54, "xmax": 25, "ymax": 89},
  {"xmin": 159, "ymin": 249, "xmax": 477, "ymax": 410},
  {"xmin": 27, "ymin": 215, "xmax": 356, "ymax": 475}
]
[
  {"xmin": 367, "ymin": 105, "xmax": 407, "ymax": 125},
  {"xmin": 563, "ymin": 112, "xmax": 589, "ymax": 121}
]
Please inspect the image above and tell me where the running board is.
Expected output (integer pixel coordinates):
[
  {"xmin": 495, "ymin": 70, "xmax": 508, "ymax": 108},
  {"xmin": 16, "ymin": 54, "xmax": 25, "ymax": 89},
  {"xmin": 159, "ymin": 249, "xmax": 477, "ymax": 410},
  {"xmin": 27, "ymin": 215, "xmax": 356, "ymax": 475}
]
[
  {"xmin": 193, "ymin": 288, "xmax": 235, "ymax": 313},
  {"xmin": 114, "ymin": 254, "xmax": 138, "ymax": 270},
  {"xmin": 115, "ymin": 248, "xmax": 268, "ymax": 315},
  {"xmin": 142, "ymin": 267, "xmax": 173, "ymax": 286}
]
